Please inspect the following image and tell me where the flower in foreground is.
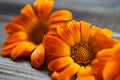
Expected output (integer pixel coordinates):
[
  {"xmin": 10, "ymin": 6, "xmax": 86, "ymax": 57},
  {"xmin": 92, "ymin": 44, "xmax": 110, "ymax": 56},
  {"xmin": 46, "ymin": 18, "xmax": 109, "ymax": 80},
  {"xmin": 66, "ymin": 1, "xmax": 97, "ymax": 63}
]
[
  {"xmin": 1, "ymin": 0, "xmax": 72, "ymax": 68},
  {"xmin": 43, "ymin": 20, "xmax": 119, "ymax": 80},
  {"xmin": 103, "ymin": 43, "xmax": 120, "ymax": 80}
]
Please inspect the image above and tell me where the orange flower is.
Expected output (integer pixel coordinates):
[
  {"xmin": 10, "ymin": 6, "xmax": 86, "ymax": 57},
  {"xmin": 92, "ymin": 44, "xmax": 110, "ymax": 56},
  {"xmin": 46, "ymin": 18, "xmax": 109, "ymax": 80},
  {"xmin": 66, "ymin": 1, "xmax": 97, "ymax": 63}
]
[
  {"xmin": 1, "ymin": 0, "xmax": 72, "ymax": 68},
  {"xmin": 43, "ymin": 20, "xmax": 119, "ymax": 80},
  {"xmin": 103, "ymin": 43, "xmax": 120, "ymax": 80}
]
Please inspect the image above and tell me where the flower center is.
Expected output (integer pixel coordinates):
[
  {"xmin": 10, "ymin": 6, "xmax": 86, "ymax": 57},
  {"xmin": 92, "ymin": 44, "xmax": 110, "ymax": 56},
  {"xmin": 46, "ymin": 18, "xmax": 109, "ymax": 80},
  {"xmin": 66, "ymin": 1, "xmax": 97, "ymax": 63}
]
[
  {"xmin": 71, "ymin": 43, "xmax": 95, "ymax": 66},
  {"xmin": 30, "ymin": 22, "xmax": 49, "ymax": 45}
]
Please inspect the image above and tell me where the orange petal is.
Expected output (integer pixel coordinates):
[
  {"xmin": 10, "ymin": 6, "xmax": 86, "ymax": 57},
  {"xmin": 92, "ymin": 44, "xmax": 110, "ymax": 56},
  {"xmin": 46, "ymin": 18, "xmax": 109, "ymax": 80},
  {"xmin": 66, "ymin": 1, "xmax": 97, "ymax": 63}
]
[
  {"xmin": 5, "ymin": 4, "xmax": 39, "ymax": 35},
  {"xmin": 5, "ymin": 22, "xmax": 25, "ymax": 34},
  {"xmin": 103, "ymin": 44, "xmax": 120, "ymax": 80},
  {"xmin": 101, "ymin": 28, "xmax": 113, "ymax": 38},
  {"xmin": 46, "ymin": 27, "xmax": 58, "ymax": 37},
  {"xmin": 91, "ymin": 61, "xmax": 103, "ymax": 80},
  {"xmin": 48, "ymin": 56, "xmax": 73, "ymax": 71},
  {"xmin": 91, "ymin": 58, "xmax": 108, "ymax": 80},
  {"xmin": 96, "ymin": 48, "xmax": 112, "ymax": 60},
  {"xmin": 1, "ymin": 50, "xmax": 12, "ymax": 57},
  {"xmin": 103, "ymin": 59, "xmax": 120, "ymax": 80},
  {"xmin": 43, "ymin": 35, "xmax": 70, "ymax": 57},
  {"xmin": 99, "ymin": 38, "xmax": 119, "ymax": 51},
  {"xmin": 67, "ymin": 20, "xmax": 81, "ymax": 43},
  {"xmin": 90, "ymin": 26, "xmax": 113, "ymax": 43},
  {"xmin": 88, "ymin": 26, "xmax": 102, "ymax": 43},
  {"xmin": 56, "ymin": 62, "xmax": 79, "ymax": 80},
  {"xmin": 49, "ymin": 10, "xmax": 72, "ymax": 23},
  {"xmin": 51, "ymin": 71, "xmax": 60, "ymax": 80},
  {"xmin": 91, "ymin": 49, "xmax": 114, "ymax": 79},
  {"xmin": 111, "ymin": 43, "xmax": 120, "ymax": 57},
  {"xmin": 76, "ymin": 75, "xmax": 95, "ymax": 80},
  {"xmin": 20, "ymin": 5, "xmax": 39, "ymax": 29},
  {"xmin": 21, "ymin": 4, "xmax": 37, "ymax": 20},
  {"xmin": 50, "ymin": 21, "xmax": 67, "ymax": 30},
  {"xmin": 1, "ymin": 42, "xmax": 20, "ymax": 57},
  {"xmin": 3, "ymin": 31, "xmax": 28, "ymax": 43},
  {"xmin": 5, "ymin": 16, "xmax": 26, "ymax": 35},
  {"xmin": 1, "ymin": 31, "xmax": 28, "ymax": 57},
  {"xmin": 57, "ymin": 26, "xmax": 75, "ymax": 46},
  {"xmin": 116, "ymin": 74, "xmax": 120, "ymax": 80},
  {"xmin": 76, "ymin": 66, "xmax": 92, "ymax": 79},
  {"xmin": 2, "ymin": 42, "xmax": 20, "ymax": 51},
  {"xmin": 90, "ymin": 30, "xmax": 116, "ymax": 52},
  {"xmin": 34, "ymin": 0, "xmax": 54, "ymax": 19},
  {"xmin": 31, "ymin": 44, "xmax": 45, "ymax": 68},
  {"xmin": 89, "ymin": 26, "xmax": 113, "ymax": 41},
  {"xmin": 45, "ymin": 53, "xmax": 55, "ymax": 64},
  {"xmin": 11, "ymin": 41, "xmax": 37, "ymax": 60},
  {"xmin": 80, "ymin": 21, "xmax": 91, "ymax": 42}
]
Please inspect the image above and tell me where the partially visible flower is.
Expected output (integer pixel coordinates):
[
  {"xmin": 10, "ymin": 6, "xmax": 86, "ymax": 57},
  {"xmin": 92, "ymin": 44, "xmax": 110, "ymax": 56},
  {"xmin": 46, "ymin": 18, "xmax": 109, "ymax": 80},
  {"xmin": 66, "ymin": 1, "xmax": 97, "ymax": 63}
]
[
  {"xmin": 1, "ymin": 0, "xmax": 72, "ymax": 68},
  {"xmin": 103, "ymin": 43, "xmax": 120, "ymax": 80},
  {"xmin": 43, "ymin": 20, "xmax": 119, "ymax": 80}
]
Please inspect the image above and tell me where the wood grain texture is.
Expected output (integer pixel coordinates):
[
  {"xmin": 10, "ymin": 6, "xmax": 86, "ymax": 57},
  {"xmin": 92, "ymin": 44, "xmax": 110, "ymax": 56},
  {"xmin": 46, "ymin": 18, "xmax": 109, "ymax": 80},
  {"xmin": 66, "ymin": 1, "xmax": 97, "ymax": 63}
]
[{"xmin": 0, "ymin": 57, "xmax": 50, "ymax": 80}]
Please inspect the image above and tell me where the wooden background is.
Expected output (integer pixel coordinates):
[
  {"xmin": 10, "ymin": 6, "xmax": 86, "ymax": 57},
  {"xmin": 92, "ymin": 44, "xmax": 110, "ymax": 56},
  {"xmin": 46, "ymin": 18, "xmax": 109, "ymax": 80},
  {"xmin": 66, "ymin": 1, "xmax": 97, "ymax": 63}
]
[{"xmin": 0, "ymin": 0, "xmax": 120, "ymax": 80}]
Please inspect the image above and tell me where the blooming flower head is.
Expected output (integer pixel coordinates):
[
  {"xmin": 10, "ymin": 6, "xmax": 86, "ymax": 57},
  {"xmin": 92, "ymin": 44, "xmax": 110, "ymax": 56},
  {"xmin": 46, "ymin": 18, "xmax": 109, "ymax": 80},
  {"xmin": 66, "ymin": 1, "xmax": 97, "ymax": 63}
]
[
  {"xmin": 43, "ymin": 20, "xmax": 119, "ymax": 80},
  {"xmin": 103, "ymin": 43, "xmax": 120, "ymax": 80},
  {"xmin": 1, "ymin": 0, "xmax": 72, "ymax": 68}
]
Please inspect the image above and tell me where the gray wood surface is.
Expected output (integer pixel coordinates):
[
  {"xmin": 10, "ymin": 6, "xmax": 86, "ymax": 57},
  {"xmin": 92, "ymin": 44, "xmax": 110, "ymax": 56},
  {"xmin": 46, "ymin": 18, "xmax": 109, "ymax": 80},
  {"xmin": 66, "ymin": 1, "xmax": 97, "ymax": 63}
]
[
  {"xmin": 0, "ymin": 1, "xmax": 120, "ymax": 80},
  {"xmin": 0, "ymin": 56, "xmax": 50, "ymax": 80}
]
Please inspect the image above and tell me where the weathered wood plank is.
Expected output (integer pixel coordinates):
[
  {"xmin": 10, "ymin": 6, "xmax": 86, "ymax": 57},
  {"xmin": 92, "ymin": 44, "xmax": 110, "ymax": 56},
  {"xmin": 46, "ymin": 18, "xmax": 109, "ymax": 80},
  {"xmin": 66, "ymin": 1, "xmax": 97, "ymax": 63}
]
[{"xmin": 0, "ymin": 56, "xmax": 50, "ymax": 80}]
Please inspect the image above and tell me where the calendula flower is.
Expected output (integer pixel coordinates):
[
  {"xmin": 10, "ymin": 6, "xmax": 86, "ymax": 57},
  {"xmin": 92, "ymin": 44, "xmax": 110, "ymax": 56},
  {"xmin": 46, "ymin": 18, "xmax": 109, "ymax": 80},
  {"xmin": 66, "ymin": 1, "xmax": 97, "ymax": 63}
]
[
  {"xmin": 103, "ymin": 43, "xmax": 120, "ymax": 80},
  {"xmin": 1, "ymin": 0, "xmax": 72, "ymax": 68},
  {"xmin": 43, "ymin": 20, "xmax": 119, "ymax": 80}
]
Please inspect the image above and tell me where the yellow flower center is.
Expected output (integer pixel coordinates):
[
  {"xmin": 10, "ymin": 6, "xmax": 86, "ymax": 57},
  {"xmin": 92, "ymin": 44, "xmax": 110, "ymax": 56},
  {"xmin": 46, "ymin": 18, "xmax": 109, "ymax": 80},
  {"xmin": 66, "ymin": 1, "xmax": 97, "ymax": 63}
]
[{"xmin": 71, "ymin": 43, "xmax": 95, "ymax": 66}]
